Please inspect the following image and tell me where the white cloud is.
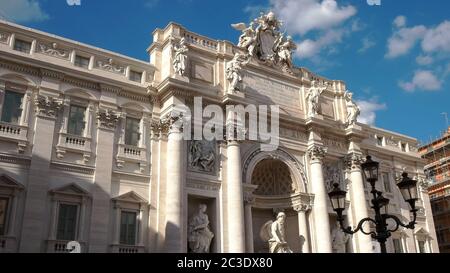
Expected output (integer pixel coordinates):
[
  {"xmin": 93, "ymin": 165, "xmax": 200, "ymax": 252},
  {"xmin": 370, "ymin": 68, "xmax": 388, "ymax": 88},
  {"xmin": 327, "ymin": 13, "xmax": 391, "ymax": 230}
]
[
  {"xmin": 393, "ymin": 15, "xmax": 406, "ymax": 28},
  {"xmin": 0, "ymin": 0, "xmax": 48, "ymax": 22},
  {"xmin": 416, "ymin": 55, "xmax": 433, "ymax": 65},
  {"xmin": 399, "ymin": 70, "xmax": 442, "ymax": 92},
  {"xmin": 270, "ymin": 0, "xmax": 356, "ymax": 35},
  {"xmin": 266, "ymin": 0, "xmax": 357, "ymax": 61},
  {"xmin": 358, "ymin": 37, "xmax": 376, "ymax": 53},
  {"xmin": 296, "ymin": 29, "xmax": 345, "ymax": 59},
  {"xmin": 385, "ymin": 25, "xmax": 427, "ymax": 58},
  {"xmin": 356, "ymin": 98, "xmax": 387, "ymax": 126},
  {"xmin": 421, "ymin": 21, "xmax": 450, "ymax": 53}
]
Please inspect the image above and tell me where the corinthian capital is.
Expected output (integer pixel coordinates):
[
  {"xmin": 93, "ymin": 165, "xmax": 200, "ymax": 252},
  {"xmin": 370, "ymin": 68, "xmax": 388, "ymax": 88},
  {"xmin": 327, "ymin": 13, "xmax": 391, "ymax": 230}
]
[
  {"xmin": 34, "ymin": 94, "xmax": 63, "ymax": 118},
  {"xmin": 343, "ymin": 152, "xmax": 364, "ymax": 170},
  {"xmin": 161, "ymin": 112, "xmax": 184, "ymax": 134},
  {"xmin": 308, "ymin": 145, "xmax": 327, "ymax": 162},
  {"xmin": 96, "ymin": 108, "xmax": 121, "ymax": 130}
]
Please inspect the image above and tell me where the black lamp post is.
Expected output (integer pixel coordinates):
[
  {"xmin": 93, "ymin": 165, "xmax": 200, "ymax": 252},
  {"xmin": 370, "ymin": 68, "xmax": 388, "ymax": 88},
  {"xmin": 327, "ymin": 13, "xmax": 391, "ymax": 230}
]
[{"xmin": 328, "ymin": 156, "xmax": 418, "ymax": 253}]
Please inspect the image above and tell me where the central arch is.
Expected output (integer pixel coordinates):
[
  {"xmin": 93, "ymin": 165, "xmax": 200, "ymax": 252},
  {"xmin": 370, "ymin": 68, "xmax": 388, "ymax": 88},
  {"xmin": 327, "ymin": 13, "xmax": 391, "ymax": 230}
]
[{"xmin": 242, "ymin": 146, "xmax": 313, "ymax": 253}]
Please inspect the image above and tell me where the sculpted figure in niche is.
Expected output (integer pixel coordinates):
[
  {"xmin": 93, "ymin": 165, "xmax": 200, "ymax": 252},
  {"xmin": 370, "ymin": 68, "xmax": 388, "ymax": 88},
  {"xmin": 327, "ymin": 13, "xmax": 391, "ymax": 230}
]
[
  {"xmin": 260, "ymin": 212, "xmax": 293, "ymax": 253},
  {"xmin": 332, "ymin": 226, "xmax": 350, "ymax": 253},
  {"xmin": 226, "ymin": 53, "xmax": 248, "ymax": 93},
  {"xmin": 344, "ymin": 91, "xmax": 361, "ymax": 127},
  {"xmin": 306, "ymin": 81, "xmax": 328, "ymax": 118},
  {"xmin": 188, "ymin": 204, "xmax": 214, "ymax": 253},
  {"xmin": 172, "ymin": 37, "xmax": 188, "ymax": 76}
]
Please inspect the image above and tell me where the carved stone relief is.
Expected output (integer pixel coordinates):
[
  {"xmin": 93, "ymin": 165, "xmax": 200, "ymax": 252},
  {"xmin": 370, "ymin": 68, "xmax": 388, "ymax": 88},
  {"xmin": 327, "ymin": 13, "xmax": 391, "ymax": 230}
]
[{"xmin": 188, "ymin": 140, "xmax": 216, "ymax": 174}]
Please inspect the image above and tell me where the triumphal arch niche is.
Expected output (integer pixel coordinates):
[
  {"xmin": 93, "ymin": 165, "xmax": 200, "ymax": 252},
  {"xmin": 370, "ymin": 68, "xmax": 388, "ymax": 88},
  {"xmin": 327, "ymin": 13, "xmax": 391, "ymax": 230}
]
[{"xmin": 243, "ymin": 148, "xmax": 313, "ymax": 253}]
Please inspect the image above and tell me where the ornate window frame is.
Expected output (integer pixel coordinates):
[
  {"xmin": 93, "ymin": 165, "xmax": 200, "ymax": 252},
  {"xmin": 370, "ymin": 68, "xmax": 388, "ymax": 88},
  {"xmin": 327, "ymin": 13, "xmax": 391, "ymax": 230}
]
[
  {"xmin": 116, "ymin": 106, "xmax": 150, "ymax": 172},
  {"xmin": 0, "ymin": 80, "xmax": 33, "ymax": 153},
  {"xmin": 0, "ymin": 174, "xmax": 24, "ymax": 253},
  {"xmin": 47, "ymin": 183, "xmax": 91, "ymax": 253},
  {"xmin": 111, "ymin": 191, "xmax": 147, "ymax": 253},
  {"xmin": 56, "ymin": 94, "xmax": 95, "ymax": 163},
  {"xmin": 414, "ymin": 227, "xmax": 433, "ymax": 253}
]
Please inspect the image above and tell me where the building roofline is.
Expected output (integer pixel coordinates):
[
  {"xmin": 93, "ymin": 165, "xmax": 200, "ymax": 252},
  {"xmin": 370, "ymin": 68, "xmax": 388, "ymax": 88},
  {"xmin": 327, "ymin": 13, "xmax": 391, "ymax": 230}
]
[{"xmin": 0, "ymin": 19, "xmax": 154, "ymax": 69}]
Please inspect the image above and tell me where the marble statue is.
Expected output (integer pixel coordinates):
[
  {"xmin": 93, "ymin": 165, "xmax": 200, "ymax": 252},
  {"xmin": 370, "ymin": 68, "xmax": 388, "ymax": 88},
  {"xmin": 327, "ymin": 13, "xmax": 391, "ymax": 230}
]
[
  {"xmin": 306, "ymin": 81, "xmax": 328, "ymax": 118},
  {"xmin": 232, "ymin": 11, "xmax": 296, "ymax": 72},
  {"xmin": 173, "ymin": 37, "xmax": 188, "ymax": 76},
  {"xmin": 275, "ymin": 35, "xmax": 297, "ymax": 71},
  {"xmin": 189, "ymin": 140, "xmax": 216, "ymax": 173},
  {"xmin": 188, "ymin": 204, "xmax": 214, "ymax": 253},
  {"xmin": 344, "ymin": 91, "xmax": 360, "ymax": 127},
  {"xmin": 332, "ymin": 226, "xmax": 350, "ymax": 253},
  {"xmin": 226, "ymin": 53, "xmax": 248, "ymax": 93},
  {"xmin": 260, "ymin": 212, "xmax": 293, "ymax": 253}
]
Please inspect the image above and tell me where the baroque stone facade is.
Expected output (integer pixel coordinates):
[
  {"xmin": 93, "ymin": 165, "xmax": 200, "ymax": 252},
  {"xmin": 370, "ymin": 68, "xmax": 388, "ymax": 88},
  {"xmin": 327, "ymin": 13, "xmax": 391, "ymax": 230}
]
[{"xmin": 0, "ymin": 15, "xmax": 439, "ymax": 253}]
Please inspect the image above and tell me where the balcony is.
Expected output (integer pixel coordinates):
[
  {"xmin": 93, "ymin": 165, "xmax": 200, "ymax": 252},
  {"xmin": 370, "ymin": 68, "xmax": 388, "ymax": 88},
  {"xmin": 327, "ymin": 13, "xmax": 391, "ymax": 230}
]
[
  {"xmin": 46, "ymin": 240, "xmax": 86, "ymax": 253},
  {"xmin": 56, "ymin": 133, "xmax": 92, "ymax": 163},
  {"xmin": 116, "ymin": 144, "xmax": 147, "ymax": 172},
  {"xmin": 110, "ymin": 244, "xmax": 145, "ymax": 253},
  {"xmin": 0, "ymin": 122, "xmax": 28, "ymax": 153}
]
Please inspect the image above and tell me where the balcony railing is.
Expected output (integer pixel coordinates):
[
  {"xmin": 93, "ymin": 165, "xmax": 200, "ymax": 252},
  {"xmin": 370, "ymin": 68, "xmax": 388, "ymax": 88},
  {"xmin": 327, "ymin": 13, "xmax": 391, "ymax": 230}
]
[
  {"xmin": 46, "ymin": 240, "xmax": 85, "ymax": 253},
  {"xmin": 56, "ymin": 133, "xmax": 92, "ymax": 162},
  {"xmin": 0, "ymin": 122, "xmax": 28, "ymax": 153},
  {"xmin": 116, "ymin": 144, "xmax": 147, "ymax": 170},
  {"xmin": 110, "ymin": 244, "xmax": 145, "ymax": 253}
]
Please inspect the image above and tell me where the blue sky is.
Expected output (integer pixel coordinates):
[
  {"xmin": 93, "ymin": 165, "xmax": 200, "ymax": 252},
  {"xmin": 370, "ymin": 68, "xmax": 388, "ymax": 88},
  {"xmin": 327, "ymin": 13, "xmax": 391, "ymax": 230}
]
[{"xmin": 0, "ymin": 0, "xmax": 449, "ymax": 144}]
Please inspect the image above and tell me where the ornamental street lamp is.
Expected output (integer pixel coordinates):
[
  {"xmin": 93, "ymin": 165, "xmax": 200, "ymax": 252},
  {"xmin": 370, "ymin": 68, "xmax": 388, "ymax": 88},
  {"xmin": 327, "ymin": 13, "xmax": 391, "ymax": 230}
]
[{"xmin": 328, "ymin": 156, "xmax": 418, "ymax": 253}]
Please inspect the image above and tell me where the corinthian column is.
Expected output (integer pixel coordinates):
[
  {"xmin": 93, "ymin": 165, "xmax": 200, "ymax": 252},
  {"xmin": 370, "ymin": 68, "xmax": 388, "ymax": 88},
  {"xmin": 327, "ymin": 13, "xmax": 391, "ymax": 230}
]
[
  {"xmin": 344, "ymin": 153, "xmax": 374, "ymax": 253},
  {"xmin": 226, "ymin": 137, "xmax": 246, "ymax": 252},
  {"xmin": 308, "ymin": 145, "xmax": 332, "ymax": 253},
  {"xmin": 164, "ymin": 113, "xmax": 184, "ymax": 253},
  {"xmin": 294, "ymin": 204, "xmax": 311, "ymax": 253}
]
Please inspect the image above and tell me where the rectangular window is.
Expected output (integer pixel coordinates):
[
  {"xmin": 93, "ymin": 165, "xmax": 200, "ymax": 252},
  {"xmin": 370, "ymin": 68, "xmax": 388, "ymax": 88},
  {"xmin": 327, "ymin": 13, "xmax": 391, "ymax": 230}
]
[
  {"xmin": 418, "ymin": 240, "xmax": 426, "ymax": 253},
  {"xmin": 125, "ymin": 117, "xmax": 141, "ymax": 146},
  {"xmin": 383, "ymin": 172, "xmax": 392, "ymax": 193},
  {"xmin": 1, "ymin": 90, "xmax": 24, "ymax": 124},
  {"xmin": 129, "ymin": 71, "xmax": 142, "ymax": 83},
  {"xmin": 0, "ymin": 198, "xmax": 9, "ymax": 236},
  {"xmin": 393, "ymin": 239, "xmax": 403, "ymax": 253},
  {"xmin": 13, "ymin": 39, "xmax": 32, "ymax": 53},
  {"xmin": 120, "ymin": 211, "xmax": 137, "ymax": 245},
  {"xmin": 74, "ymin": 55, "xmax": 90, "ymax": 69},
  {"xmin": 56, "ymin": 204, "xmax": 78, "ymax": 241},
  {"xmin": 67, "ymin": 105, "xmax": 86, "ymax": 136}
]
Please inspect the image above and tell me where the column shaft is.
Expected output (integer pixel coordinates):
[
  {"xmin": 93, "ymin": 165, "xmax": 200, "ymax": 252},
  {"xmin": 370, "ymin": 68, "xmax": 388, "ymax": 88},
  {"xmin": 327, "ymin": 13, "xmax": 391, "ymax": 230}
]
[
  {"xmin": 227, "ymin": 141, "xmax": 245, "ymax": 252},
  {"xmin": 297, "ymin": 209, "xmax": 310, "ymax": 253}
]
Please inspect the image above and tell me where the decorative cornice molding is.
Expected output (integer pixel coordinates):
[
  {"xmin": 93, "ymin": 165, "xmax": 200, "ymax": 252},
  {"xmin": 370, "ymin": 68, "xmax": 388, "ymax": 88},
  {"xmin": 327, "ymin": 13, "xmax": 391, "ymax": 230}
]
[
  {"xmin": 63, "ymin": 76, "xmax": 100, "ymax": 90},
  {"xmin": 100, "ymin": 83, "xmax": 122, "ymax": 94},
  {"xmin": 40, "ymin": 68, "xmax": 65, "ymax": 80},
  {"xmin": 50, "ymin": 161, "xmax": 95, "ymax": 175},
  {"xmin": 0, "ymin": 59, "xmax": 40, "ymax": 76},
  {"xmin": 0, "ymin": 153, "xmax": 31, "ymax": 166},
  {"xmin": 34, "ymin": 94, "xmax": 63, "ymax": 118}
]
